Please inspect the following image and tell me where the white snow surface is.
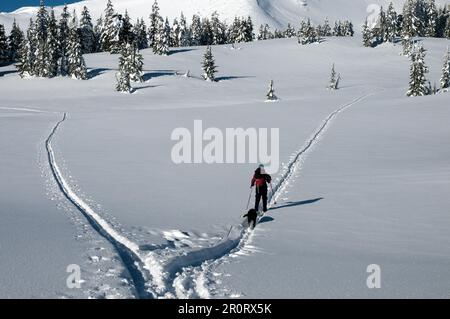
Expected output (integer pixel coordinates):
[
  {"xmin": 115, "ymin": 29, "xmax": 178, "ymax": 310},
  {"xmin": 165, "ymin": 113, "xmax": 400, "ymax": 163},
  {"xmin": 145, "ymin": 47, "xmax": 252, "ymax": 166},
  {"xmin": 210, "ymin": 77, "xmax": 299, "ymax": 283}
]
[{"xmin": 1, "ymin": 35, "xmax": 450, "ymax": 298}]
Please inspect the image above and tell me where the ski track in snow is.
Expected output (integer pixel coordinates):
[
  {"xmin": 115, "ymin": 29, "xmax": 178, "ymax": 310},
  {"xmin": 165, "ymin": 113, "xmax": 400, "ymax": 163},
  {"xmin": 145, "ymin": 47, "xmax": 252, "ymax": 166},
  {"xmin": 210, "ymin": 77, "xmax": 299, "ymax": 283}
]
[
  {"xmin": 41, "ymin": 91, "xmax": 374, "ymax": 299},
  {"xmin": 172, "ymin": 91, "xmax": 376, "ymax": 298}
]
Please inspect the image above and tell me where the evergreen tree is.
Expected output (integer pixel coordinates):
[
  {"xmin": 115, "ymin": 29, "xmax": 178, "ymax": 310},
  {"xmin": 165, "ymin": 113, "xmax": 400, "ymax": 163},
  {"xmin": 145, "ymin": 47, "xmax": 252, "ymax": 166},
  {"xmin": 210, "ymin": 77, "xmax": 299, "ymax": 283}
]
[
  {"xmin": 445, "ymin": 13, "xmax": 450, "ymax": 38},
  {"xmin": 116, "ymin": 43, "xmax": 133, "ymax": 93},
  {"xmin": 148, "ymin": 0, "xmax": 161, "ymax": 46},
  {"xmin": 67, "ymin": 24, "xmax": 87, "ymax": 80},
  {"xmin": 402, "ymin": 0, "xmax": 415, "ymax": 38},
  {"xmin": 385, "ymin": 2, "xmax": 398, "ymax": 42},
  {"xmin": 0, "ymin": 24, "xmax": 8, "ymax": 65},
  {"xmin": 425, "ymin": 0, "xmax": 437, "ymax": 37},
  {"xmin": 211, "ymin": 12, "xmax": 226, "ymax": 45},
  {"xmin": 170, "ymin": 18, "xmax": 180, "ymax": 47},
  {"xmin": 119, "ymin": 11, "xmax": 134, "ymax": 46},
  {"xmin": 440, "ymin": 47, "xmax": 450, "ymax": 91},
  {"xmin": 402, "ymin": 35, "xmax": 413, "ymax": 56},
  {"xmin": 243, "ymin": 16, "xmax": 254, "ymax": 42},
  {"xmin": 328, "ymin": 63, "xmax": 340, "ymax": 90},
  {"xmin": 201, "ymin": 18, "xmax": 213, "ymax": 45},
  {"xmin": 129, "ymin": 43, "xmax": 144, "ymax": 83},
  {"xmin": 406, "ymin": 44, "xmax": 429, "ymax": 96},
  {"xmin": 153, "ymin": 17, "xmax": 169, "ymax": 55},
  {"xmin": 190, "ymin": 14, "xmax": 202, "ymax": 46},
  {"xmin": 8, "ymin": 19, "xmax": 24, "ymax": 62},
  {"xmin": 100, "ymin": 0, "xmax": 119, "ymax": 52},
  {"xmin": 266, "ymin": 80, "xmax": 277, "ymax": 101},
  {"xmin": 322, "ymin": 18, "xmax": 332, "ymax": 36},
  {"xmin": 43, "ymin": 9, "xmax": 59, "ymax": 77},
  {"xmin": 134, "ymin": 18, "xmax": 148, "ymax": 50},
  {"xmin": 58, "ymin": 6, "xmax": 71, "ymax": 75},
  {"xmin": 17, "ymin": 37, "xmax": 33, "ymax": 77},
  {"xmin": 34, "ymin": 1, "xmax": 49, "ymax": 77},
  {"xmin": 362, "ymin": 19, "xmax": 373, "ymax": 47},
  {"xmin": 333, "ymin": 21, "xmax": 342, "ymax": 36},
  {"xmin": 17, "ymin": 19, "xmax": 36, "ymax": 77},
  {"xmin": 202, "ymin": 45, "xmax": 217, "ymax": 81},
  {"xmin": 285, "ymin": 23, "xmax": 296, "ymax": 38},
  {"xmin": 179, "ymin": 12, "xmax": 191, "ymax": 47},
  {"xmin": 298, "ymin": 19, "xmax": 317, "ymax": 45},
  {"xmin": 80, "ymin": 6, "xmax": 96, "ymax": 53}
]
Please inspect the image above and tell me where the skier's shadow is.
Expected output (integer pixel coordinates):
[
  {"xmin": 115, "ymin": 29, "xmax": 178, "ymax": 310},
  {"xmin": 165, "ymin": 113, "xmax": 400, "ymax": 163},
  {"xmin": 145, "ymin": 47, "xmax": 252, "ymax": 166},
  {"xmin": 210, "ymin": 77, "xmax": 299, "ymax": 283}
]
[{"xmin": 269, "ymin": 197, "xmax": 323, "ymax": 212}]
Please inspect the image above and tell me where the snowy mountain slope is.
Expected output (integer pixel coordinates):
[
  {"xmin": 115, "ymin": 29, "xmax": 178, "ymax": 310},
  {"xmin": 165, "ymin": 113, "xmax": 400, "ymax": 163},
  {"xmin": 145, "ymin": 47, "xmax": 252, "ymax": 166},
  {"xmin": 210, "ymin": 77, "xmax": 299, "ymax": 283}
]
[{"xmin": 1, "ymin": 0, "xmax": 449, "ymax": 32}]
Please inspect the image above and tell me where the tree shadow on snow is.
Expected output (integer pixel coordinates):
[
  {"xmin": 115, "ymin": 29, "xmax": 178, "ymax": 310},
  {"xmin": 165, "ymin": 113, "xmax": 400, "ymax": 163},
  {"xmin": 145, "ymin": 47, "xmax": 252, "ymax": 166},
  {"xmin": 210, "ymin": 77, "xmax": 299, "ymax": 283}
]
[
  {"xmin": 88, "ymin": 67, "xmax": 112, "ymax": 79},
  {"xmin": 269, "ymin": 197, "xmax": 323, "ymax": 212},
  {"xmin": 142, "ymin": 70, "xmax": 176, "ymax": 82},
  {"xmin": 169, "ymin": 48, "xmax": 197, "ymax": 55},
  {"xmin": 0, "ymin": 69, "xmax": 17, "ymax": 77},
  {"xmin": 216, "ymin": 75, "xmax": 254, "ymax": 81}
]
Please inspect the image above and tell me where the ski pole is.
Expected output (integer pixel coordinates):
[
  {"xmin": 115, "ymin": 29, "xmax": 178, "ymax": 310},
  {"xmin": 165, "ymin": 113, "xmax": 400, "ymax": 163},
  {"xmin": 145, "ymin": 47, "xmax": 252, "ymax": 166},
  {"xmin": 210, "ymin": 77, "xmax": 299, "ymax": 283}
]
[
  {"xmin": 270, "ymin": 183, "xmax": 277, "ymax": 205},
  {"xmin": 246, "ymin": 187, "xmax": 253, "ymax": 210}
]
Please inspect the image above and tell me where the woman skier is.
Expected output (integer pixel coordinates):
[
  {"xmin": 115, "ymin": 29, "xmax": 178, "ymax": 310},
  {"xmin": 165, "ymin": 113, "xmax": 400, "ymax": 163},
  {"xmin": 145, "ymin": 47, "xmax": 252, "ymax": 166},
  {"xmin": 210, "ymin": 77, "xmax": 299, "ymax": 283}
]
[{"xmin": 251, "ymin": 164, "xmax": 272, "ymax": 213}]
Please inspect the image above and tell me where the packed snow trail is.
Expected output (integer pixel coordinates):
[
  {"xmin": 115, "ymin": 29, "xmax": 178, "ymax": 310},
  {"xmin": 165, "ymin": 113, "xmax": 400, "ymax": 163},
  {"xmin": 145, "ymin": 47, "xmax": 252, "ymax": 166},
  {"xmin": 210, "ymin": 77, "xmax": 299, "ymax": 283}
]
[
  {"xmin": 171, "ymin": 92, "xmax": 376, "ymax": 298},
  {"xmin": 45, "ymin": 113, "xmax": 156, "ymax": 299}
]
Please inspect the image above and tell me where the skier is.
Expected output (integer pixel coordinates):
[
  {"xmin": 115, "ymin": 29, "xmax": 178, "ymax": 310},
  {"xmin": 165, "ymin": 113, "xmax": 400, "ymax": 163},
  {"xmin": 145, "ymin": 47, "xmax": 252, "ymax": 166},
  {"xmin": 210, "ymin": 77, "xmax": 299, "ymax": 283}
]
[{"xmin": 251, "ymin": 164, "xmax": 272, "ymax": 213}]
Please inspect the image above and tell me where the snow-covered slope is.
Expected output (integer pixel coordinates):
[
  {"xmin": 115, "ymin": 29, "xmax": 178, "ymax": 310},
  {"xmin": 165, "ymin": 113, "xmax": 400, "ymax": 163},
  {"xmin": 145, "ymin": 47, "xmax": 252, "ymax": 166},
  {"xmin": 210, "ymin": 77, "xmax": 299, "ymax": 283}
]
[{"xmin": 1, "ymin": 0, "xmax": 448, "ymax": 32}]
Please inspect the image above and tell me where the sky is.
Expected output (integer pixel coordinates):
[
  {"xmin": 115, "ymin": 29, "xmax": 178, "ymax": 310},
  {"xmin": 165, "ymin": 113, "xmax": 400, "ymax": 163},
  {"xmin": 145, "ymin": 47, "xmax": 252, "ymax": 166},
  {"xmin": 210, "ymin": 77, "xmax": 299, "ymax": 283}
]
[{"xmin": 0, "ymin": 1, "xmax": 80, "ymax": 13}]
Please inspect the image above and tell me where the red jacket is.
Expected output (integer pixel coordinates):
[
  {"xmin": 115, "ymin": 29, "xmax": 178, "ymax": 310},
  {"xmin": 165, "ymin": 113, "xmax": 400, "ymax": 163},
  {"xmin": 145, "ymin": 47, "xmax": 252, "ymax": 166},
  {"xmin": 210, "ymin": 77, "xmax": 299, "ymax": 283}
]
[{"xmin": 251, "ymin": 168, "xmax": 272, "ymax": 187}]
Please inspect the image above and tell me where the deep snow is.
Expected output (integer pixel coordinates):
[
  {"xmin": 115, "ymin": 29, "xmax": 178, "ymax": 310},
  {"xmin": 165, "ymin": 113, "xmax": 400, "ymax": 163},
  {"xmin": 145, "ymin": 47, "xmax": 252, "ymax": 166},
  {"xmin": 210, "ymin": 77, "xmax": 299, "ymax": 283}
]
[{"xmin": 1, "ymin": 34, "xmax": 450, "ymax": 298}]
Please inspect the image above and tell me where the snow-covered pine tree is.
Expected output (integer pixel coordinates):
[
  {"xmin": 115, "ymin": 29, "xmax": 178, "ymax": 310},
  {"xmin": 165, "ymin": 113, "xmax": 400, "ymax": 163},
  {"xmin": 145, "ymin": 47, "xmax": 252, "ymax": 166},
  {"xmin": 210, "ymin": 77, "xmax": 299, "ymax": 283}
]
[
  {"xmin": 129, "ymin": 43, "xmax": 144, "ymax": 83},
  {"xmin": 440, "ymin": 47, "xmax": 450, "ymax": 91},
  {"xmin": 322, "ymin": 18, "xmax": 332, "ymax": 36},
  {"xmin": 211, "ymin": 12, "xmax": 226, "ymax": 45},
  {"xmin": 134, "ymin": 18, "xmax": 148, "ymax": 50},
  {"xmin": 362, "ymin": 19, "xmax": 373, "ymax": 47},
  {"xmin": 334, "ymin": 21, "xmax": 343, "ymax": 36},
  {"xmin": 402, "ymin": 35, "xmax": 413, "ymax": 56},
  {"xmin": 285, "ymin": 23, "xmax": 296, "ymax": 38},
  {"xmin": 328, "ymin": 63, "xmax": 340, "ymax": 90},
  {"xmin": 0, "ymin": 24, "xmax": 8, "ymax": 65},
  {"xmin": 8, "ymin": 19, "xmax": 24, "ymax": 62},
  {"xmin": 266, "ymin": 80, "xmax": 277, "ymax": 101},
  {"xmin": 201, "ymin": 18, "xmax": 213, "ymax": 45},
  {"xmin": 43, "ymin": 9, "xmax": 59, "ymax": 77},
  {"xmin": 67, "ymin": 24, "xmax": 87, "ymax": 80},
  {"xmin": 100, "ymin": 0, "xmax": 119, "ymax": 53},
  {"xmin": 406, "ymin": 44, "xmax": 430, "ymax": 96},
  {"xmin": 17, "ymin": 19, "xmax": 36, "ymax": 77},
  {"xmin": 58, "ymin": 5, "xmax": 71, "ymax": 75},
  {"xmin": 425, "ymin": 0, "xmax": 438, "ymax": 37},
  {"xmin": 33, "ymin": 1, "xmax": 49, "ymax": 77},
  {"xmin": 244, "ymin": 16, "xmax": 254, "ymax": 42},
  {"xmin": 170, "ymin": 18, "xmax": 180, "ymax": 47},
  {"xmin": 152, "ymin": 17, "xmax": 169, "ymax": 55},
  {"xmin": 202, "ymin": 45, "xmax": 217, "ymax": 81},
  {"xmin": 299, "ymin": 19, "xmax": 317, "ymax": 45},
  {"xmin": 412, "ymin": 0, "xmax": 426, "ymax": 36},
  {"xmin": 446, "ymin": 13, "xmax": 450, "ymax": 39},
  {"xmin": 385, "ymin": 2, "xmax": 398, "ymax": 42},
  {"xmin": 17, "ymin": 37, "xmax": 33, "ymax": 77},
  {"xmin": 80, "ymin": 6, "xmax": 96, "ymax": 53},
  {"xmin": 119, "ymin": 11, "xmax": 134, "ymax": 46},
  {"xmin": 116, "ymin": 43, "xmax": 133, "ymax": 93},
  {"xmin": 179, "ymin": 12, "xmax": 191, "ymax": 47},
  {"xmin": 402, "ymin": 0, "xmax": 414, "ymax": 38},
  {"xmin": 190, "ymin": 14, "xmax": 202, "ymax": 46},
  {"xmin": 148, "ymin": 0, "xmax": 161, "ymax": 46}
]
